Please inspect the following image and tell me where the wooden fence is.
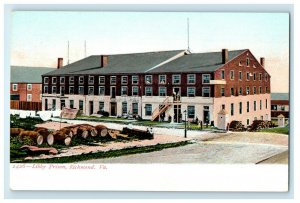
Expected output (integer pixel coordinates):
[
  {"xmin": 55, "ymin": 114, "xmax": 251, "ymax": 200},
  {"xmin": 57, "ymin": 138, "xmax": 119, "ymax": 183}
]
[{"xmin": 10, "ymin": 101, "xmax": 42, "ymax": 111}]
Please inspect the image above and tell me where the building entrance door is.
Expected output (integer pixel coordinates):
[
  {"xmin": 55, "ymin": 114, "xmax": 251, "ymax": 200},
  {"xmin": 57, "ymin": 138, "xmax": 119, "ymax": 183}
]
[
  {"xmin": 110, "ymin": 102, "xmax": 117, "ymax": 116},
  {"xmin": 174, "ymin": 105, "xmax": 182, "ymax": 123},
  {"xmin": 203, "ymin": 106, "xmax": 210, "ymax": 124},
  {"xmin": 89, "ymin": 101, "xmax": 94, "ymax": 115}
]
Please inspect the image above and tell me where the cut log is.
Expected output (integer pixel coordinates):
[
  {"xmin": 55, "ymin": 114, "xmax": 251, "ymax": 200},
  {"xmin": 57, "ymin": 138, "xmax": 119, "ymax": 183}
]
[
  {"xmin": 10, "ymin": 128, "xmax": 24, "ymax": 137},
  {"xmin": 34, "ymin": 127, "xmax": 51, "ymax": 145},
  {"xmin": 18, "ymin": 131, "xmax": 41, "ymax": 145},
  {"xmin": 36, "ymin": 135, "xmax": 44, "ymax": 145},
  {"xmin": 47, "ymin": 129, "xmax": 73, "ymax": 146},
  {"xmin": 20, "ymin": 145, "xmax": 58, "ymax": 155},
  {"xmin": 95, "ymin": 125, "xmax": 108, "ymax": 137},
  {"xmin": 108, "ymin": 129, "xmax": 119, "ymax": 139}
]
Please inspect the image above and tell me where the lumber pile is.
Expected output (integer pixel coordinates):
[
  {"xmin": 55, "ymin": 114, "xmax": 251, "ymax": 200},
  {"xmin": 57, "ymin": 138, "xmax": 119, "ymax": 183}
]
[{"xmin": 121, "ymin": 127, "xmax": 154, "ymax": 140}]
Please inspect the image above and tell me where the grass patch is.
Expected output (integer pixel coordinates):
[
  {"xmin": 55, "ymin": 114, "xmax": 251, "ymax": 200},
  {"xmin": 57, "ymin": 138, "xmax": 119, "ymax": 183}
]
[
  {"xmin": 14, "ymin": 140, "xmax": 192, "ymax": 163},
  {"xmin": 259, "ymin": 127, "xmax": 289, "ymax": 135}
]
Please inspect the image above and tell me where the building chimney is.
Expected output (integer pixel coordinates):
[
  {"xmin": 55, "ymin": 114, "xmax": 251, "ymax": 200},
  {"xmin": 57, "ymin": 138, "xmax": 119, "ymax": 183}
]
[
  {"xmin": 57, "ymin": 58, "xmax": 63, "ymax": 69},
  {"xmin": 101, "ymin": 55, "xmax": 108, "ymax": 67},
  {"xmin": 222, "ymin": 49, "xmax": 228, "ymax": 64},
  {"xmin": 260, "ymin": 57, "xmax": 265, "ymax": 67}
]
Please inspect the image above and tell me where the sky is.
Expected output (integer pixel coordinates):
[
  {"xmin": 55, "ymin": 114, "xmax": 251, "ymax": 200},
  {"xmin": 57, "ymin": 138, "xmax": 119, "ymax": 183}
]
[{"xmin": 10, "ymin": 11, "xmax": 289, "ymax": 93}]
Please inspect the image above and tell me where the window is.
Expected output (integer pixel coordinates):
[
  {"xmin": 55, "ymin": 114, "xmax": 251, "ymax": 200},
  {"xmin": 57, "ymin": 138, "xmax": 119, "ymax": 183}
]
[
  {"xmin": 260, "ymin": 100, "xmax": 262, "ymax": 110},
  {"xmin": 202, "ymin": 74, "xmax": 211, "ymax": 84},
  {"xmin": 27, "ymin": 84, "xmax": 32, "ymax": 90},
  {"xmin": 44, "ymin": 77, "xmax": 49, "ymax": 84},
  {"xmin": 159, "ymin": 87, "xmax": 167, "ymax": 96},
  {"xmin": 266, "ymin": 87, "xmax": 269, "ymax": 93},
  {"xmin": 246, "ymin": 72, "xmax": 250, "ymax": 80},
  {"xmin": 145, "ymin": 87, "xmax": 152, "ymax": 96},
  {"xmin": 246, "ymin": 58, "xmax": 250, "ymax": 66},
  {"xmin": 132, "ymin": 103, "xmax": 138, "ymax": 115},
  {"xmin": 132, "ymin": 75, "xmax": 139, "ymax": 84},
  {"xmin": 145, "ymin": 75, "xmax": 152, "ymax": 84},
  {"xmin": 99, "ymin": 102, "xmax": 104, "ymax": 111},
  {"xmin": 265, "ymin": 73, "xmax": 268, "ymax": 81},
  {"xmin": 69, "ymin": 86, "xmax": 74, "ymax": 94},
  {"xmin": 79, "ymin": 100, "xmax": 84, "ymax": 110},
  {"xmin": 99, "ymin": 86, "xmax": 105, "ymax": 95},
  {"xmin": 60, "ymin": 86, "xmax": 65, "ymax": 95},
  {"xmin": 88, "ymin": 76, "xmax": 94, "ymax": 84},
  {"xmin": 247, "ymin": 119, "xmax": 250, "ymax": 126},
  {"xmin": 259, "ymin": 86, "xmax": 262, "ymax": 94},
  {"xmin": 247, "ymin": 101, "xmax": 250, "ymax": 112},
  {"xmin": 145, "ymin": 104, "xmax": 152, "ymax": 116},
  {"xmin": 253, "ymin": 64, "xmax": 257, "ymax": 69},
  {"xmin": 79, "ymin": 76, "xmax": 84, "ymax": 84},
  {"xmin": 231, "ymin": 103, "xmax": 234, "ymax": 116},
  {"xmin": 187, "ymin": 106, "xmax": 195, "ymax": 119},
  {"xmin": 121, "ymin": 76, "xmax": 128, "ymax": 84},
  {"xmin": 230, "ymin": 71, "xmax": 234, "ymax": 80},
  {"xmin": 122, "ymin": 102, "xmax": 127, "ymax": 114},
  {"xmin": 221, "ymin": 87, "xmax": 225, "ymax": 96},
  {"xmin": 159, "ymin": 75, "xmax": 166, "ymax": 84},
  {"xmin": 259, "ymin": 73, "xmax": 262, "ymax": 81},
  {"xmin": 239, "ymin": 71, "xmax": 242, "ymax": 80},
  {"xmin": 52, "ymin": 86, "xmax": 57, "ymax": 94},
  {"xmin": 52, "ymin": 77, "xmax": 57, "ymax": 84},
  {"xmin": 88, "ymin": 86, "xmax": 94, "ymax": 95},
  {"xmin": 253, "ymin": 86, "xmax": 257, "ymax": 94},
  {"xmin": 132, "ymin": 86, "xmax": 139, "ymax": 96},
  {"xmin": 221, "ymin": 70, "xmax": 225, "ymax": 79},
  {"xmin": 187, "ymin": 74, "xmax": 195, "ymax": 84},
  {"xmin": 78, "ymin": 86, "xmax": 84, "ymax": 95},
  {"xmin": 230, "ymin": 88, "xmax": 234, "ymax": 96},
  {"xmin": 239, "ymin": 87, "xmax": 243, "ymax": 95},
  {"xmin": 246, "ymin": 86, "xmax": 250, "ymax": 95},
  {"xmin": 266, "ymin": 99, "xmax": 268, "ymax": 109},
  {"xmin": 99, "ymin": 76, "xmax": 105, "ymax": 84},
  {"xmin": 271, "ymin": 105, "xmax": 277, "ymax": 110},
  {"xmin": 121, "ymin": 86, "xmax": 128, "ymax": 96},
  {"xmin": 44, "ymin": 86, "xmax": 48, "ymax": 94},
  {"xmin": 254, "ymin": 101, "xmax": 257, "ymax": 111},
  {"xmin": 60, "ymin": 77, "xmax": 65, "ymax": 84},
  {"xmin": 280, "ymin": 105, "xmax": 285, "ymax": 111},
  {"xmin": 110, "ymin": 76, "xmax": 116, "ymax": 84},
  {"xmin": 172, "ymin": 75, "xmax": 181, "ymax": 84},
  {"xmin": 187, "ymin": 87, "xmax": 195, "ymax": 97},
  {"xmin": 239, "ymin": 61, "xmax": 242, "ymax": 66},
  {"xmin": 12, "ymin": 84, "xmax": 18, "ymax": 91},
  {"xmin": 221, "ymin": 104, "xmax": 225, "ymax": 110},
  {"xmin": 70, "ymin": 100, "xmax": 74, "ymax": 109},
  {"xmin": 253, "ymin": 72, "xmax": 256, "ymax": 81},
  {"xmin": 52, "ymin": 99, "xmax": 56, "ymax": 109},
  {"xmin": 69, "ymin": 76, "xmax": 74, "ymax": 84},
  {"xmin": 27, "ymin": 94, "xmax": 32, "ymax": 101},
  {"xmin": 202, "ymin": 87, "xmax": 210, "ymax": 97},
  {"xmin": 239, "ymin": 102, "xmax": 242, "ymax": 114}
]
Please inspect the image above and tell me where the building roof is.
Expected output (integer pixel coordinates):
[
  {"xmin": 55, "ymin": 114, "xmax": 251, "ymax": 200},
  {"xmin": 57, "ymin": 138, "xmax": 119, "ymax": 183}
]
[
  {"xmin": 42, "ymin": 49, "xmax": 247, "ymax": 76},
  {"xmin": 11, "ymin": 66, "xmax": 55, "ymax": 83},
  {"xmin": 43, "ymin": 50, "xmax": 186, "ymax": 76},
  {"xmin": 271, "ymin": 93, "xmax": 289, "ymax": 101},
  {"xmin": 148, "ymin": 50, "xmax": 246, "ymax": 73}
]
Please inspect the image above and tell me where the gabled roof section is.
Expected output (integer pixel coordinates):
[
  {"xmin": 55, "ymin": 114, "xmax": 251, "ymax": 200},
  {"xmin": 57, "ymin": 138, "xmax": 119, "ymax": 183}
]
[
  {"xmin": 76, "ymin": 50, "xmax": 186, "ymax": 75},
  {"xmin": 148, "ymin": 49, "xmax": 247, "ymax": 73},
  {"xmin": 271, "ymin": 93, "xmax": 289, "ymax": 101},
  {"xmin": 11, "ymin": 66, "xmax": 55, "ymax": 83},
  {"xmin": 43, "ymin": 55, "xmax": 102, "ymax": 76}
]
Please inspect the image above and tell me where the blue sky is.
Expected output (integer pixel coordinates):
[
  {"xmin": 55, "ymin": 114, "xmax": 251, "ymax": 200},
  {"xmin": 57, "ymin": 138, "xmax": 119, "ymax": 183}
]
[{"xmin": 11, "ymin": 11, "xmax": 289, "ymax": 92}]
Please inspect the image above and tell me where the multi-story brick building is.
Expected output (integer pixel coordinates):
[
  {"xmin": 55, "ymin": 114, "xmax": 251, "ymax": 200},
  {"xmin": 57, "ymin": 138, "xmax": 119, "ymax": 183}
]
[
  {"xmin": 11, "ymin": 66, "xmax": 55, "ymax": 110},
  {"xmin": 271, "ymin": 93, "xmax": 289, "ymax": 118},
  {"xmin": 42, "ymin": 49, "xmax": 271, "ymax": 127}
]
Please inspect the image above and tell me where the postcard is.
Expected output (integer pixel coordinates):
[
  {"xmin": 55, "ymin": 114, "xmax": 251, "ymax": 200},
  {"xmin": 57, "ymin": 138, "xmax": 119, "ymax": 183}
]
[{"xmin": 8, "ymin": 11, "xmax": 289, "ymax": 192}]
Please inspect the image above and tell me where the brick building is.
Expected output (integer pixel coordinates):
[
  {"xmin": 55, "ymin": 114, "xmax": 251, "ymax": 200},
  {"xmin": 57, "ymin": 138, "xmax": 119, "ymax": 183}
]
[
  {"xmin": 42, "ymin": 49, "xmax": 271, "ymax": 127},
  {"xmin": 271, "ymin": 93, "xmax": 289, "ymax": 118},
  {"xmin": 11, "ymin": 66, "xmax": 55, "ymax": 110}
]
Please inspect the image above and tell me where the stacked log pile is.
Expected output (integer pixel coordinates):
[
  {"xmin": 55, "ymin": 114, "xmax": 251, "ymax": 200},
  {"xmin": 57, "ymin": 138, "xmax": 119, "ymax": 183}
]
[{"xmin": 228, "ymin": 121, "xmax": 246, "ymax": 132}]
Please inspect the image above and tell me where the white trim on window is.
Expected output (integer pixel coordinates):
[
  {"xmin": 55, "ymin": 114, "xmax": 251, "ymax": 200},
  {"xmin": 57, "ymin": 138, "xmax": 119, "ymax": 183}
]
[
  {"xmin": 44, "ymin": 77, "xmax": 49, "ymax": 84},
  {"xmin": 78, "ymin": 86, "xmax": 84, "ymax": 95},
  {"xmin": 187, "ymin": 74, "xmax": 196, "ymax": 84},
  {"xmin": 132, "ymin": 75, "xmax": 139, "ymax": 85},
  {"xmin": 145, "ymin": 75, "xmax": 153, "ymax": 84},
  {"xmin": 69, "ymin": 76, "xmax": 74, "ymax": 84},
  {"xmin": 27, "ymin": 94, "xmax": 32, "ymax": 101},
  {"xmin": 159, "ymin": 75, "xmax": 167, "ymax": 84},
  {"xmin": 27, "ymin": 84, "xmax": 32, "ymax": 91},
  {"xmin": 99, "ymin": 76, "xmax": 105, "ymax": 84},
  {"xmin": 88, "ymin": 86, "xmax": 94, "ymax": 95},
  {"xmin": 88, "ymin": 76, "xmax": 94, "ymax": 84},
  {"xmin": 110, "ymin": 76, "xmax": 116, "ymax": 85},
  {"xmin": 52, "ymin": 77, "xmax": 57, "ymax": 84},
  {"xmin": 121, "ymin": 76, "xmax": 128, "ymax": 85},
  {"xmin": 60, "ymin": 77, "xmax": 65, "ymax": 84},
  {"xmin": 69, "ymin": 86, "xmax": 74, "ymax": 94},
  {"xmin": 79, "ymin": 76, "xmax": 84, "ymax": 84},
  {"xmin": 121, "ymin": 86, "xmax": 128, "ymax": 96},
  {"xmin": 132, "ymin": 86, "xmax": 139, "ymax": 96},
  {"xmin": 99, "ymin": 86, "xmax": 105, "ymax": 95},
  {"xmin": 12, "ymin": 84, "xmax": 18, "ymax": 91},
  {"xmin": 172, "ymin": 74, "xmax": 181, "ymax": 85}
]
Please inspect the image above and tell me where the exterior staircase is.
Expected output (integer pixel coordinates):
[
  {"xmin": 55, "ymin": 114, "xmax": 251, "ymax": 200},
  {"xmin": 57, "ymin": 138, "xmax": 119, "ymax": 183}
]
[{"xmin": 151, "ymin": 96, "xmax": 171, "ymax": 121}]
